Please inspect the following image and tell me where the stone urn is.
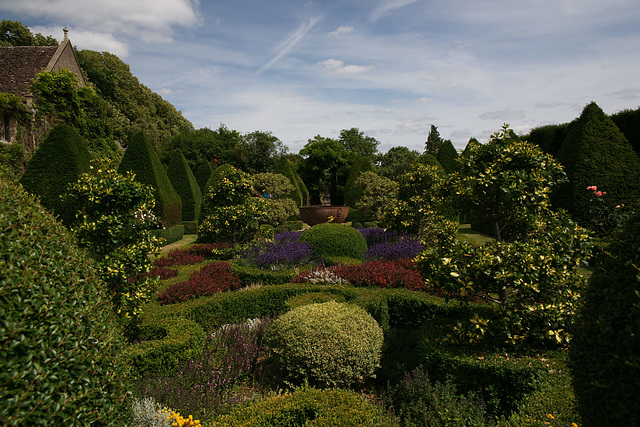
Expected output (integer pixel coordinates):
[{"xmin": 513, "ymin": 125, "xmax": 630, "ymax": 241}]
[{"xmin": 299, "ymin": 205, "xmax": 350, "ymax": 226}]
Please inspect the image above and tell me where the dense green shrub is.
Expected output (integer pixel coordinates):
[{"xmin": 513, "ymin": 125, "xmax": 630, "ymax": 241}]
[
  {"xmin": 199, "ymin": 164, "xmax": 267, "ymax": 243},
  {"xmin": 415, "ymin": 153, "xmax": 444, "ymax": 170},
  {"xmin": 436, "ymin": 139, "xmax": 460, "ymax": 174},
  {"xmin": 570, "ymin": 212, "xmax": 640, "ymax": 426},
  {"xmin": 383, "ymin": 367, "xmax": 490, "ymax": 427},
  {"xmin": 555, "ymin": 102, "xmax": 640, "ymax": 224},
  {"xmin": 355, "ymin": 171, "xmax": 399, "ymax": 222},
  {"xmin": 118, "ymin": 130, "xmax": 182, "ymax": 227},
  {"xmin": 212, "ymin": 386, "xmax": 395, "ymax": 426},
  {"xmin": 19, "ymin": 124, "xmax": 91, "ymax": 225},
  {"xmin": 299, "ymin": 223, "xmax": 367, "ymax": 260},
  {"xmin": 0, "ymin": 177, "xmax": 130, "ymax": 425},
  {"xmin": 193, "ymin": 158, "xmax": 214, "ymax": 196},
  {"xmin": 265, "ymin": 301, "xmax": 384, "ymax": 387},
  {"xmin": 166, "ymin": 149, "xmax": 202, "ymax": 222},
  {"xmin": 285, "ymin": 292, "xmax": 347, "ymax": 310},
  {"xmin": 252, "ymin": 172, "xmax": 299, "ymax": 227},
  {"xmin": 125, "ymin": 316, "xmax": 206, "ymax": 378},
  {"xmin": 231, "ymin": 262, "xmax": 300, "ymax": 286},
  {"xmin": 527, "ymin": 123, "xmax": 569, "ymax": 157}
]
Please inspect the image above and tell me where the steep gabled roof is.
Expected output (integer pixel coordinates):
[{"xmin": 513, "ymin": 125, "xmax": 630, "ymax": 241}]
[
  {"xmin": 0, "ymin": 31, "xmax": 86, "ymax": 99},
  {"xmin": 0, "ymin": 45, "xmax": 58, "ymax": 98}
]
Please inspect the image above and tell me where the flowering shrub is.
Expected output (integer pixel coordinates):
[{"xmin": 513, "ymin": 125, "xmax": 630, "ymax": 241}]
[
  {"xmin": 291, "ymin": 269, "xmax": 348, "ymax": 285},
  {"xmin": 153, "ymin": 249, "xmax": 205, "ymax": 267},
  {"xmin": 333, "ymin": 260, "xmax": 425, "ymax": 290},
  {"xmin": 158, "ymin": 262, "xmax": 241, "ymax": 305},
  {"xmin": 274, "ymin": 230, "xmax": 303, "ymax": 244},
  {"xmin": 365, "ymin": 236, "xmax": 423, "ymax": 261},
  {"xmin": 584, "ymin": 185, "xmax": 633, "ymax": 237},
  {"xmin": 240, "ymin": 237, "xmax": 313, "ymax": 270},
  {"xmin": 136, "ymin": 319, "xmax": 269, "ymax": 422},
  {"xmin": 357, "ymin": 227, "xmax": 390, "ymax": 246},
  {"xmin": 65, "ymin": 158, "xmax": 162, "ymax": 338}
]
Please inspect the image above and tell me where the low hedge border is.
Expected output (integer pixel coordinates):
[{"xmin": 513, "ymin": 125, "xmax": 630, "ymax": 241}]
[
  {"xmin": 230, "ymin": 263, "xmax": 307, "ymax": 287},
  {"xmin": 150, "ymin": 225, "xmax": 185, "ymax": 246},
  {"xmin": 182, "ymin": 220, "xmax": 198, "ymax": 234},
  {"xmin": 124, "ymin": 316, "xmax": 206, "ymax": 379}
]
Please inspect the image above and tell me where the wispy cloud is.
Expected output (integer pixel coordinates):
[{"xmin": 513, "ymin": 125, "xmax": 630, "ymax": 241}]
[
  {"xmin": 258, "ymin": 17, "xmax": 320, "ymax": 73},
  {"xmin": 369, "ymin": 0, "xmax": 421, "ymax": 22}
]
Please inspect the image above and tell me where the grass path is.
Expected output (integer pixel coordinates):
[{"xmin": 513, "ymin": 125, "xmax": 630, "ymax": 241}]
[{"xmin": 159, "ymin": 234, "xmax": 197, "ymax": 254}]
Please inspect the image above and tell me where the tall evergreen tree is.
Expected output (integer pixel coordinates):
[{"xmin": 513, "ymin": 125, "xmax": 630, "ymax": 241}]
[
  {"xmin": 194, "ymin": 158, "xmax": 214, "ymax": 197},
  {"xmin": 166, "ymin": 149, "xmax": 202, "ymax": 222},
  {"xmin": 424, "ymin": 125, "xmax": 444, "ymax": 155}
]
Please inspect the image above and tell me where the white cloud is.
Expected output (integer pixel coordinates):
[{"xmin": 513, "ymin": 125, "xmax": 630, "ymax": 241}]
[
  {"xmin": 318, "ymin": 58, "xmax": 375, "ymax": 75},
  {"xmin": 31, "ymin": 26, "xmax": 130, "ymax": 57},
  {"xmin": 2, "ymin": 0, "xmax": 202, "ymax": 42},
  {"xmin": 479, "ymin": 109, "xmax": 526, "ymax": 121},
  {"xmin": 328, "ymin": 25, "xmax": 354, "ymax": 36},
  {"xmin": 417, "ymin": 97, "xmax": 433, "ymax": 103}
]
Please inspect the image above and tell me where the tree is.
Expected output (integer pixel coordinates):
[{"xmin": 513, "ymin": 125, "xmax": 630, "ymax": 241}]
[
  {"xmin": 166, "ymin": 149, "xmax": 202, "ymax": 223},
  {"xmin": 344, "ymin": 155, "xmax": 373, "ymax": 207},
  {"xmin": 339, "ymin": 127, "xmax": 379, "ymax": 163},
  {"xmin": 241, "ymin": 130, "xmax": 288, "ymax": 174},
  {"xmin": 161, "ymin": 125, "xmax": 244, "ymax": 170},
  {"xmin": 298, "ymin": 135, "xmax": 349, "ymax": 205},
  {"xmin": 424, "ymin": 125, "xmax": 444, "ymax": 155},
  {"xmin": 378, "ymin": 146, "xmax": 420, "ymax": 181},
  {"xmin": 452, "ymin": 125, "xmax": 566, "ymax": 242},
  {"xmin": 252, "ymin": 172, "xmax": 299, "ymax": 227},
  {"xmin": 0, "ymin": 20, "xmax": 57, "ymax": 46}
]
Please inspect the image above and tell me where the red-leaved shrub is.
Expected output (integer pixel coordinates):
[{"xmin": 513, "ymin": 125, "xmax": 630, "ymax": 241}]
[
  {"xmin": 189, "ymin": 242, "xmax": 233, "ymax": 257},
  {"xmin": 332, "ymin": 260, "xmax": 425, "ymax": 290},
  {"xmin": 149, "ymin": 266, "xmax": 179, "ymax": 280},
  {"xmin": 158, "ymin": 261, "xmax": 241, "ymax": 305},
  {"xmin": 153, "ymin": 249, "xmax": 205, "ymax": 267}
]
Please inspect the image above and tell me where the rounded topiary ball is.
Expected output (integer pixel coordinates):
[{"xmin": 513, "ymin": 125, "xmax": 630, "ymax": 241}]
[
  {"xmin": 299, "ymin": 223, "xmax": 367, "ymax": 261},
  {"xmin": 0, "ymin": 178, "xmax": 130, "ymax": 425},
  {"xmin": 265, "ymin": 301, "xmax": 384, "ymax": 388}
]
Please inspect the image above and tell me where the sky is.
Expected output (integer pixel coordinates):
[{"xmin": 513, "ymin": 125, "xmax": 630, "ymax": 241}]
[{"xmin": 2, "ymin": 0, "xmax": 640, "ymax": 153}]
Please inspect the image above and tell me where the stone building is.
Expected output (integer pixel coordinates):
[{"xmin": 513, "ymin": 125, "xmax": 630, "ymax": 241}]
[{"xmin": 0, "ymin": 28, "xmax": 86, "ymax": 150}]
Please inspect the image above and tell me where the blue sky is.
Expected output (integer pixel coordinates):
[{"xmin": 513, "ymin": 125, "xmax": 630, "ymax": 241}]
[{"xmin": 2, "ymin": 0, "xmax": 640, "ymax": 153}]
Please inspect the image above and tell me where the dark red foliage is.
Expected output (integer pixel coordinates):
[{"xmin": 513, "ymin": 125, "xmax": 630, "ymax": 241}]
[
  {"xmin": 153, "ymin": 249, "xmax": 205, "ymax": 267},
  {"xmin": 149, "ymin": 266, "xmax": 179, "ymax": 280},
  {"xmin": 189, "ymin": 242, "xmax": 234, "ymax": 257},
  {"xmin": 158, "ymin": 261, "xmax": 242, "ymax": 305},
  {"xmin": 332, "ymin": 259, "xmax": 426, "ymax": 290}
]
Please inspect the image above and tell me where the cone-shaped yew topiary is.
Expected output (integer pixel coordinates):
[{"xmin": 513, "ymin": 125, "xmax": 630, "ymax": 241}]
[
  {"xmin": 19, "ymin": 124, "xmax": 91, "ymax": 225},
  {"xmin": 167, "ymin": 149, "xmax": 202, "ymax": 222},
  {"xmin": 118, "ymin": 130, "xmax": 182, "ymax": 227}
]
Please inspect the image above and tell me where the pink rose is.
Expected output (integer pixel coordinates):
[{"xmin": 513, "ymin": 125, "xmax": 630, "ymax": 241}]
[
  {"xmin": 595, "ymin": 191, "xmax": 603, "ymax": 197},
  {"xmin": 587, "ymin": 185, "xmax": 597, "ymax": 191}
]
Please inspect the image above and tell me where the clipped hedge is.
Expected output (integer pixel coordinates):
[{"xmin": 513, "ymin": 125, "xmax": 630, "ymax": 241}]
[
  {"xmin": 0, "ymin": 177, "xmax": 130, "ymax": 425},
  {"xmin": 193, "ymin": 158, "xmax": 214, "ymax": 198},
  {"xmin": 19, "ymin": 124, "xmax": 91, "ymax": 225},
  {"xmin": 166, "ymin": 148, "xmax": 202, "ymax": 222},
  {"xmin": 231, "ymin": 262, "xmax": 301, "ymax": 287},
  {"xmin": 275, "ymin": 156, "xmax": 304, "ymax": 207},
  {"xmin": 118, "ymin": 131, "xmax": 182, "ymax": 227},
  {"xmin": 300, "ymin": 223, "xmax": 367, "ymax": 260},
  {"xmin": 124, "ymin": 316, "xmax": 206, "ymax": 378},
  {"xmin": 150, "ymin": 224, "xmax": 185, "ymax": 246},
  {"xmin": 212, "ymin": 386, "xmax": 394, "ymax": 427}
]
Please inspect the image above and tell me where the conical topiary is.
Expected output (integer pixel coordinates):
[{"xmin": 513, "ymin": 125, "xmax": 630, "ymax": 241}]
[
  {"xmin": 194, "ymin": 158, "xmax": 214, "ymax": 197},
  {"xmin": 555, "ymin": 102, "xmax": 640, "ymax": 222},
  {"xmin": 166, "ymin": 149, "xmax": 202, "ymax": 222},
  {"xmin": 19, "ymin": 124, "xmax": 91, "ymax": 225},
  {"xmin": 117, "ymin": 131, "xmax": 182, "ymax": 227},
  {"xmin": 436, "ymin": 140, "xmax": 460, "ymax": 174},
  {"xmin": 343, "ymin": 155, "xmax": 373, "ymax": 207}
]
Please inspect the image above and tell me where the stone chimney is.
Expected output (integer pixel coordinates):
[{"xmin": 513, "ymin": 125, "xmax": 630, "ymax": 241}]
[{"xmin": 63, "ymin": 27, "xmax": 68, "ymax": 40}]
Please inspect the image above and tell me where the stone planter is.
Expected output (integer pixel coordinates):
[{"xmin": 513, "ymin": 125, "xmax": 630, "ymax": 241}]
[{"xmin": 299, "ymin": 205, "xmax": 350, "ymax": 226}]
